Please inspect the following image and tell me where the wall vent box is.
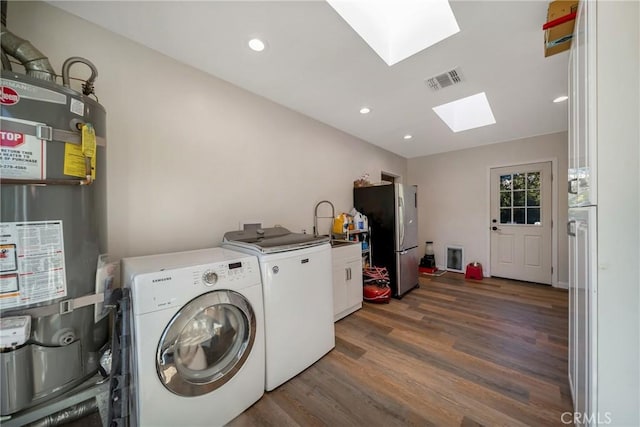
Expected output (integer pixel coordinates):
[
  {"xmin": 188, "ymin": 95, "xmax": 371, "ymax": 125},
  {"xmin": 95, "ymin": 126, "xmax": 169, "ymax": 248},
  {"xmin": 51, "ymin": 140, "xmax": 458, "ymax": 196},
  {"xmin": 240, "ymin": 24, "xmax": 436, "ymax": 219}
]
[{"xmin": 445, "ymin": 246, "xmax": 464, "ymax": 273}]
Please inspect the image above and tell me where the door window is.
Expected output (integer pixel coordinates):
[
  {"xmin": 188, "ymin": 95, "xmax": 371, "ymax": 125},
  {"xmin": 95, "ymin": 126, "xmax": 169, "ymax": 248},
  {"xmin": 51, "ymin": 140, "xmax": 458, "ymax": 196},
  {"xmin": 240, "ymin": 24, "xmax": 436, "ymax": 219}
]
[
  {"xmin": 499, "ymin": 171, "xmax": 541, "ymax": 225},
  {"xmin": 156, "ymin": 290, "xmax": 256, "ymax": 396}
]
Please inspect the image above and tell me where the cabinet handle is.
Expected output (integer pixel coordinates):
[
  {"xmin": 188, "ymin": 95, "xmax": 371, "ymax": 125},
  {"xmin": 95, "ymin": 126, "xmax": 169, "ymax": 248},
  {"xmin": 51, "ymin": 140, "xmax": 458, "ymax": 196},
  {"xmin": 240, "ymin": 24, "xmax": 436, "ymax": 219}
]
[
  {"xmin": 567, "ymin": 220, "xmax": 576, "ymax": 237},
  {"xmin": 346, "ymin": 267, "xmax": 351, "ymax": 281},
  {"xmin": 568, "ymin": 178, "xmax": 578, "ymax": 195}
]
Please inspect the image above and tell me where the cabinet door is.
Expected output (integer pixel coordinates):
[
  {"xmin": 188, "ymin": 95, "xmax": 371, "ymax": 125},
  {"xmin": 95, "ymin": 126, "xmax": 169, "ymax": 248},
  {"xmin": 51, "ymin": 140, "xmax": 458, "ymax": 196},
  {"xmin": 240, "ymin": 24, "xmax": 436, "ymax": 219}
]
[
  {"xmin": 332, "ymin": 261, "xmax": 348, "ymax": 318},
  {"xmin": 569, "ymin": 0, "xmax": 597, "ymax": 207},
  {"xmin": 568, "ymin": 28, "xmax": 577, "ymax": 201},
  {"xmin": 569, "ymin": 207, "xmax": 597, "ymax": 425},
  {"xmin": 345, "ymin": 258, "xmax": 363, "ymax": 308}
]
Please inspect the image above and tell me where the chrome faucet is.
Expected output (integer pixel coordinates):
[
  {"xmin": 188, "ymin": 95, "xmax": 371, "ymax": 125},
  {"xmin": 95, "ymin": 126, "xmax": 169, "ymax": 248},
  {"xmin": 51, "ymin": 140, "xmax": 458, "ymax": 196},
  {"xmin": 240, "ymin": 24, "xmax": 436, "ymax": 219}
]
[{"xmin": 313, "ymin": 200, "xmax": 335, "ymax": 237}]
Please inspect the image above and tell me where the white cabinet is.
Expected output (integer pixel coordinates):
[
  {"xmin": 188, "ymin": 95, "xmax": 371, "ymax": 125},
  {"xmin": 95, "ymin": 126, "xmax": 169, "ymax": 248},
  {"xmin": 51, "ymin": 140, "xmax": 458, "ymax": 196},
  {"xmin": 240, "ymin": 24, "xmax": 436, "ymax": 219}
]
[
  {"xmin": 568, "ymin": 1, "xmax": 640, "ymax": 425},
  {"xmin": 331, "ymin": 242, "xmax": 362, "ymax": 322}
]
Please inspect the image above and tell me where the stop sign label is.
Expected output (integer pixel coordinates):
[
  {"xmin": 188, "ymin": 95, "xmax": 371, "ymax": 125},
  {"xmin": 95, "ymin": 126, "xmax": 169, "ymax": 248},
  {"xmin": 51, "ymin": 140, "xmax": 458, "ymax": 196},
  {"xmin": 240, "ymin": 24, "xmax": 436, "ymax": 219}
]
[{"xmin": 0, "ymin": 131, "xmax": 25, "ymax": 147}]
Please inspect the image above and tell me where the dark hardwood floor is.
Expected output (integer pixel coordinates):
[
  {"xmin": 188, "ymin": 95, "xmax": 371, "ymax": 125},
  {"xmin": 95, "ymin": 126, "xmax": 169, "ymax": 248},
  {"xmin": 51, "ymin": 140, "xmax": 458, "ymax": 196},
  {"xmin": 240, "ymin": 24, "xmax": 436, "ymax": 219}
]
[{"xmin": 230, "ymin": 273, "xmax": 573, "ymax": 427}]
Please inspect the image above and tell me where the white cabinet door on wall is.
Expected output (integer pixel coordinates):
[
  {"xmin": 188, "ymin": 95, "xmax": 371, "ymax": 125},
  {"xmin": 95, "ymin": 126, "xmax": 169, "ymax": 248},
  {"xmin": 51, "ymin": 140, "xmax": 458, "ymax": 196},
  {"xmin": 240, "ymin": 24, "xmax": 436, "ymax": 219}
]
[{"xmin": 568, "ymin": 0, "xmax": 597, "ymax": 208}]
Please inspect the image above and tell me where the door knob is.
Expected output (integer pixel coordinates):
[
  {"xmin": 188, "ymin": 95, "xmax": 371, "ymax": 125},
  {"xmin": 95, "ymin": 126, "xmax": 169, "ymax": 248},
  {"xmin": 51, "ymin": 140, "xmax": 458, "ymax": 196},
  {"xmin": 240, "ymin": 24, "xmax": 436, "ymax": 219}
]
[{"xmin": 492, "ymin": 226, "xmax": 500, "ymax": 231}]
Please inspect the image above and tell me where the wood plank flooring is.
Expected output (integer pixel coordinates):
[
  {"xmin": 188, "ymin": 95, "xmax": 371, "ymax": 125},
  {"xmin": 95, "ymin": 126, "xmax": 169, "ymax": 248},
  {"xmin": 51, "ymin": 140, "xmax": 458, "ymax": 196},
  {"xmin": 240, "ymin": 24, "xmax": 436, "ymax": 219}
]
[{"xmin": 229, "ymin": 273, "xmax": 573, "ymax": 427}]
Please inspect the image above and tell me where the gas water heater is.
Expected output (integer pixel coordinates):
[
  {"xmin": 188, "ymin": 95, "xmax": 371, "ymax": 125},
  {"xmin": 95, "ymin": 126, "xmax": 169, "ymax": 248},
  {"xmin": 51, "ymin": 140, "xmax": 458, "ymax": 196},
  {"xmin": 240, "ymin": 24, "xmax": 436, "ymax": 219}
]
[{"xmin": 1, "ymin": 24, "xmax": 109, "ymax": 415}]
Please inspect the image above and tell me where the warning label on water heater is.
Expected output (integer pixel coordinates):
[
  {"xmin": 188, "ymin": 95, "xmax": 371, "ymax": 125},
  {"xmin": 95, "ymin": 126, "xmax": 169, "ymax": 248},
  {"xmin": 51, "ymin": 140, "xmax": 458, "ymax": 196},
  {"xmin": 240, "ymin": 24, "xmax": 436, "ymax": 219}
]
[
  {"xmin": 0, "ymin": 221, "xmax": 67, "ymax": 310},
  {"xmin": 0, "ymin": 118, "xmax": 46, "ymax": 180}
]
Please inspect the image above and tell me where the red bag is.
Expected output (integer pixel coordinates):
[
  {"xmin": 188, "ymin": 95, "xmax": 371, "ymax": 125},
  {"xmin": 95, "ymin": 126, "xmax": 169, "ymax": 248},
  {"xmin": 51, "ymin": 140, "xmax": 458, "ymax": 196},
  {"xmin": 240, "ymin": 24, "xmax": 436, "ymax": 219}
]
[{"xmin": 363, "ymin": 283, "xmax": 391, "ymax": 303}]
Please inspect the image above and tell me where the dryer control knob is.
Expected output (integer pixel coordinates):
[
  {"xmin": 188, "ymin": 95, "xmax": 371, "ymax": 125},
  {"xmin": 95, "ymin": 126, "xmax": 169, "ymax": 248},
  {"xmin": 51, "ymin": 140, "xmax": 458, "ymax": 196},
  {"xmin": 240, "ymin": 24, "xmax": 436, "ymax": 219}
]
[{"xmin": 203, "ymin": 270, "xmax": 218, "ymax": 286}]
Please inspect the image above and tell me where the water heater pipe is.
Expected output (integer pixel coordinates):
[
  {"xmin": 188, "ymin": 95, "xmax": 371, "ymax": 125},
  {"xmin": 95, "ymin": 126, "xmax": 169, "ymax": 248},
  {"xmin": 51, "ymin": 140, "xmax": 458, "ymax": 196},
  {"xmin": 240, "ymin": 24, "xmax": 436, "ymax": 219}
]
[
  {"xmin": 0, "ymin": 23, "xmax": 56, "ymax": 82},
  {"xmin": 25, "ymin": 398, "xmax": 99, "ymax": 427},
  {"xmin": 0, "ymin": 0, "xmax": 10, "ymax": 70},
  {"xmin": 1, "ymin": 50, "xmax": 11, "ymax": 71},
  {"xmin": 62, "ymin": 56, "xmax": 98, "ymax": 96}
]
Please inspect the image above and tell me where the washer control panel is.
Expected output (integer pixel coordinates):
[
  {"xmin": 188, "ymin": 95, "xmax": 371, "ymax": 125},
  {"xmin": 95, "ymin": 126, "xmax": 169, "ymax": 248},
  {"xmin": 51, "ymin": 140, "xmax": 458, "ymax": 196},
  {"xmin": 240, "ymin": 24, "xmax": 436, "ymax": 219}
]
[
  {"xmin": 128, "ymin": 249, "xmax": 260, "ymax": 315},
  {"xmin": 192, "ymin": 259, "xmax": 256, "ymax": 288}
]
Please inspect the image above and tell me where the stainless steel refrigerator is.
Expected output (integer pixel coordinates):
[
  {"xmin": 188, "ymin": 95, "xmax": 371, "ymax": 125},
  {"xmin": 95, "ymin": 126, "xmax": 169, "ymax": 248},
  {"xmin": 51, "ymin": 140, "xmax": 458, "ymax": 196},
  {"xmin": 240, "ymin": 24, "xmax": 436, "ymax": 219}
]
[{"xmin": 354, "ymin": 183, "xmax": 419, "ymax": 298}]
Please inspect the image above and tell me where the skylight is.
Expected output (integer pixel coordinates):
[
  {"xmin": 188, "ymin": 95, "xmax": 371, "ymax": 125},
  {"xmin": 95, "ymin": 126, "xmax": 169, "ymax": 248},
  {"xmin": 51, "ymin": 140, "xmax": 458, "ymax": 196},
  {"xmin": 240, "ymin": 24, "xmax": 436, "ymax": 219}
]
[
  {"xmin": 327, "ymin": 0, "xmax": 460, "ymax": 66},
  {"xmin": 432, "ymin": 92, "xmax": 497, "ymax": 133}
]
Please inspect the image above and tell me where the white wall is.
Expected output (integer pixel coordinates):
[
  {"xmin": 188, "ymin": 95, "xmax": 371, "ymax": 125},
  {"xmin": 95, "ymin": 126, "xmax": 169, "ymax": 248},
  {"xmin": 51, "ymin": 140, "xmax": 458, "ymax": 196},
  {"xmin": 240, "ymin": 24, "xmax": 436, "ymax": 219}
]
[
  {"xmin": 8, "ymin": 1, "xmax": 406, "ymax": 260},
  {"xmin": 408, "ymin": 132, "xmax": 568, "ymax": 285}
]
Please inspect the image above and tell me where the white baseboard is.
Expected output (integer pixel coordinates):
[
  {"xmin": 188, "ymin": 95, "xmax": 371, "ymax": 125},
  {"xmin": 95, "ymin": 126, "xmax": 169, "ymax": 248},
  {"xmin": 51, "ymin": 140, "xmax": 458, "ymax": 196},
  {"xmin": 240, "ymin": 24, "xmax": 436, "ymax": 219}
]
[{"xmin": 554, "ymin": 281, "xmax": 569, "ymax": 289}]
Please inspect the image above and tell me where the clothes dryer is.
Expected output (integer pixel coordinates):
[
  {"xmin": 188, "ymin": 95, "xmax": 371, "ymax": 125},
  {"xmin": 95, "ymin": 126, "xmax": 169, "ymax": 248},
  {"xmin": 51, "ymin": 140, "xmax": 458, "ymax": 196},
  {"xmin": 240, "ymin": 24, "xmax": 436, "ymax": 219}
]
[
  {"xmin": 122, "ymin": 248, "xmax": 264, "ymax": 426},
  {"xmin": 223, "ymin": 227, "xmax": 334, "ymax": 391}
]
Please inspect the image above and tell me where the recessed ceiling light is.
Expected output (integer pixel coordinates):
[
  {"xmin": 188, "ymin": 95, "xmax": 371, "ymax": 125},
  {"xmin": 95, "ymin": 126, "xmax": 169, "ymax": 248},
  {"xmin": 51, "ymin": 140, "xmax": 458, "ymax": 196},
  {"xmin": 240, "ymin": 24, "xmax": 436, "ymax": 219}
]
[
  {"xmin": 327, "ymin": 0, "xmax": 460, "ymax": 66},
  {"xmin": 432, "ymin": 92, "xmax": 496, "ymax": 133},
  {"xmin": 553, "ymin": 95, "xmax": 569, "ymax": 103},
  {"xmin": 248, "ymin": 38, "xmax": 266, "ymax": 52},
  {"xmin": 403, "ymin": 134, "xmax": 413, "ymax": 140},
  {"xmin": 359, "ymin": 107, "xmax": 371, "ymax": 114}
]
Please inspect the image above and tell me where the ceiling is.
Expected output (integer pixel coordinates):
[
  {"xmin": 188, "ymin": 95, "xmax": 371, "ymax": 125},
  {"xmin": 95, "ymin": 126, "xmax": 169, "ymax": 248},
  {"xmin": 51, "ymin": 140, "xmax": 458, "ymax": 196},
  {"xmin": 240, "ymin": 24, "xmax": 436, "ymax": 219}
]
[{"xmin": 49, "ymin": 1, "xmax": 570, "ymax": 159}]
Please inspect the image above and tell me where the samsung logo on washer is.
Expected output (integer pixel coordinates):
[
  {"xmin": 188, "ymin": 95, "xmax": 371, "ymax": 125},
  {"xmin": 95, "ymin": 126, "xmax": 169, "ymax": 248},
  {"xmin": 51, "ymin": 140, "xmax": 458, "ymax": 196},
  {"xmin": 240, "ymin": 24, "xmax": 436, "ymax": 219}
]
[{"xmin": 152, "ymin": 276, "xmax": 172, "ymax": 283}]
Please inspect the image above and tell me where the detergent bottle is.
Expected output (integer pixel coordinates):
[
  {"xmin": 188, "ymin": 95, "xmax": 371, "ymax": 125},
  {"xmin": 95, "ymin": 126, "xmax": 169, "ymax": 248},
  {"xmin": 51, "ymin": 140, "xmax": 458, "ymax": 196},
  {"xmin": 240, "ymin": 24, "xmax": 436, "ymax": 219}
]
[
  {"xmin": 354, "ymin": 212, "xmax": 364, "ymax": 230},
  {"xmin": 332, "ymin": 213, "xmax": 349, "ymax": 234}
]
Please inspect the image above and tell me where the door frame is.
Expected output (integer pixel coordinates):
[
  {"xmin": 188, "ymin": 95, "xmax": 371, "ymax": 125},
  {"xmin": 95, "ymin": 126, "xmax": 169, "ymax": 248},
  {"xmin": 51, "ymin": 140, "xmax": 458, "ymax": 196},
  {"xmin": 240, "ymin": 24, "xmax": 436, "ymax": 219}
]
[
  {"xmin": 486, "ymin": 158, "xmax": 560, "ymax": 287},
  {"xmin": 381, "ymin": 170, "xmax": 401, "ymax": 184}
]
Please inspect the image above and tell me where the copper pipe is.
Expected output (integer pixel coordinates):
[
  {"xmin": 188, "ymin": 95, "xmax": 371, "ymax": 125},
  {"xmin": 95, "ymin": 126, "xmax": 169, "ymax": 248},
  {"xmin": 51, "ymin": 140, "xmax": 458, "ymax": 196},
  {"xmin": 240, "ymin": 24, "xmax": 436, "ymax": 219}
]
[{"xmin": 1, "ymin": 177, "xmax": 92, "ymax": 186}]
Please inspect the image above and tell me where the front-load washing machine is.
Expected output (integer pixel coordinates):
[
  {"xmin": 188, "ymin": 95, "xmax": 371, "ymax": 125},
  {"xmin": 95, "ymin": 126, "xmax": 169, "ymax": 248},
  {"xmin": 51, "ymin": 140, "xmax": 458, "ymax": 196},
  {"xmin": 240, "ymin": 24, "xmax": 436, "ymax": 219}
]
[
  {"xmin": 223, "ymin": 227, "xmax": 334, "ymax": 391},
  {"xmin": 122, "ymin": 247, "xmax": 264, "ymax": 426}
]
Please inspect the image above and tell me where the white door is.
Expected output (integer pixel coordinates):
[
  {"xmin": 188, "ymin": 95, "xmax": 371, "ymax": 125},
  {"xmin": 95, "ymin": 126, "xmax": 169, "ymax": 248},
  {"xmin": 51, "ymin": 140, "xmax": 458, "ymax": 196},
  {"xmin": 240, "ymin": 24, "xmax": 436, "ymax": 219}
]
[
  {"xmin": 568, "ymin": 206, "xmax": 597, "ymax": 425},
  {"xmin": 490, "ymin": 162, "xmax": 552, "ymax": 284}
]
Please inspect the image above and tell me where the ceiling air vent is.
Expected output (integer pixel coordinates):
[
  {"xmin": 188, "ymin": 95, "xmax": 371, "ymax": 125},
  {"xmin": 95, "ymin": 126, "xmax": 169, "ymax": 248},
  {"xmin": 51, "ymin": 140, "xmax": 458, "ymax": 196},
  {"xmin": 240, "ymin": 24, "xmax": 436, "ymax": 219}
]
[{"xmin": 425, "ymin": 67, "xmax": 463, "ymax": 91}]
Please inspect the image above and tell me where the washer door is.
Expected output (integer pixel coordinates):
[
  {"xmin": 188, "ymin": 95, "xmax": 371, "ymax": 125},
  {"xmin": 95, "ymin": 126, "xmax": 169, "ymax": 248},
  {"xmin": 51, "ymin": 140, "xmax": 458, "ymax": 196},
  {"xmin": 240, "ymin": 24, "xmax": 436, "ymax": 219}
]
[{"xmin": 156, "ymin": 290, "xmax": 256, "ymax": 396}]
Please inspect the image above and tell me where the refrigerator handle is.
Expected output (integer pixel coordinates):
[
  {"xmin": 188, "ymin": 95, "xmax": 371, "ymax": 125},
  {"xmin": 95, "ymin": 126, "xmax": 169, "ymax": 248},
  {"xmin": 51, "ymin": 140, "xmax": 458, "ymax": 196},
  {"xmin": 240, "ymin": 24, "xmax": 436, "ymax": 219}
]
[
  {"xmin": 567, "ymin": 220, "xmax": 576, "ymax": 237},
  {"xmin": 398, "ymin": 196, "xmax": 404, "ymax": 246}
]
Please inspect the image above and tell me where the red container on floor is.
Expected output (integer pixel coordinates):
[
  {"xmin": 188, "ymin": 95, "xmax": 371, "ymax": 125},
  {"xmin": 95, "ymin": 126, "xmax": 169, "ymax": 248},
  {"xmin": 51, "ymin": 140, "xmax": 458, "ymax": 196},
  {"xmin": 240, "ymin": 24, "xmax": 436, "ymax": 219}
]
[
  {"xmin": 363, "ymin": 284, "xmax": 391, "ymax": 303},
  {"xmin": 465, "ymin": 262, "xmax": 483, "ymax": 280}
]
